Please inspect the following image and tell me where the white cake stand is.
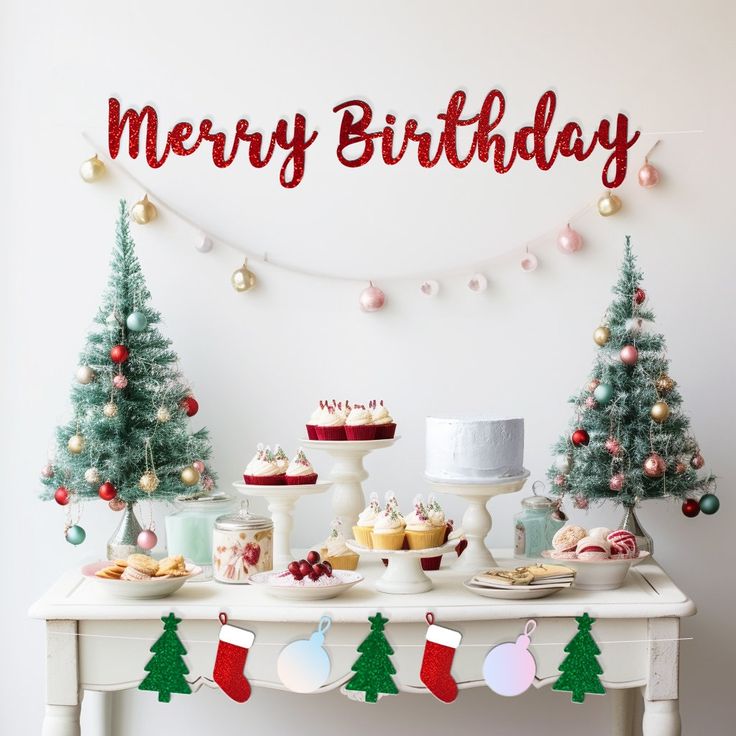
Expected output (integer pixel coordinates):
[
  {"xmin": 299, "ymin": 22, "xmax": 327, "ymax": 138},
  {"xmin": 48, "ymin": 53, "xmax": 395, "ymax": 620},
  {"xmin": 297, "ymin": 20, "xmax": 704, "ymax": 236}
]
[
  {"xmin": 299, "ymin": 437, "xmax": 400, "ymax": 530},
  {"xmin": 233, "ymin": 481, "xmax": 331, "ymax": 568},
  {"xmin": 426, "ymin": 471, "xmax": 530, "ymax": 572},
  {"xmin": 346, "ymin": 540, "xmax": 456, "ymax": 594}
]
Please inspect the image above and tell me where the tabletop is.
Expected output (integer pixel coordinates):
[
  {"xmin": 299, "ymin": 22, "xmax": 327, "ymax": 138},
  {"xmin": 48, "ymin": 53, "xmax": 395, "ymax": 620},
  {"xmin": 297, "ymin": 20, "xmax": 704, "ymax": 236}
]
[{"xmin": 29, "ymin": 550, "xmax": 695, "ymax": 623}]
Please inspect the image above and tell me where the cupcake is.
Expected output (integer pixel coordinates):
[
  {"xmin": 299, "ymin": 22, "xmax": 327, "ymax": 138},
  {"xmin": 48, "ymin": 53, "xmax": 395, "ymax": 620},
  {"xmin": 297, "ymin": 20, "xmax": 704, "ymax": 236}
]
[
  {"xmin": 320, "ymin": 519, "xmax": 359, "ymax": 570},
  {"xmin": 352, "ymin": 492, "xmax": 381, "ymax": 547},
  {"xmin": 306, "ymin": 401, "xmax": 325, "ymax": 440},
  {"xmin": 422, "ymin": 496, "xmax": 452, "ymax": 570},
  {"xmin": 273, "ymin": 444, "xmax": 290, "ymax": 475},
  {"xmin": 121, "ymin": 553, "xmax": 158, "ymax": 581},
  {"xmin": 285, "ymin": 448, "xmax": 318, "ymax": 485},
  {"xmin": 405, "ymin": 495, "xmax": 443, "ymax": 550},
  {"xmin": 316, "ymin": 405, "xmax": 347, "ymax": 441},
  {"xmin": 243, "ymin": 444, "xmax": 285, "ymax": 485},
  {"xmin": 371, "ymin": 400, "xmax": 396, "ymax": 439},
  {"xmin": 345, "ymin": 404, "xmax": 377, "ymax": 441},
  {"xmin": 371, "ymin": 503, "xmax": 406, "ymax": 550}
]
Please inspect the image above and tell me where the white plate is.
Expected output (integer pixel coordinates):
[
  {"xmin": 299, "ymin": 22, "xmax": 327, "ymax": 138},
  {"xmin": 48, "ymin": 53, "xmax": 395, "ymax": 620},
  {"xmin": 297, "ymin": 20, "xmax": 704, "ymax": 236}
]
[
  {"xmin": 249, "ymin": 569, "xmax": 363, "ymax": 600},
  {"xmin": 424, "ymin": 469, "xmax": 531, "ymax": 488},
  {"xmin": 345, "ymin": 540, "xmax": 457, "ymax": 559},
  {"xmin": 299, "ymin": 437, "xmax": 400, "ymax": 451},
  {"xmin": 82, "ymin": 561, "xmax": 201, "ymax": 599},
  {"xmin": 233, "ymin": 480, "xmax": 331, "ymax": 497},
  {"xmin": 541, "ymin": 550, "xmax": 650, "ymax": 590},
  {"xmin": 463, "ymin": 581, "xmax": 567, "ymax": 600}
]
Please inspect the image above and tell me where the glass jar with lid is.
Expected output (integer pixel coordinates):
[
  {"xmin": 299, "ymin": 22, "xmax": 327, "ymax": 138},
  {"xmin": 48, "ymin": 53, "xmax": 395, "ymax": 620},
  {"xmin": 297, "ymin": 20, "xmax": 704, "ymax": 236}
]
[
  {"xmin": 514, "ymin": 481, "xmax": 567, "ymax": 558},
  {"xmin": 165, "ymin": 493, "xmax": 237, "ymax": 581},
  {"xmin": 213, "ymin": 500, "xmax": 273, "ymax": 584}
]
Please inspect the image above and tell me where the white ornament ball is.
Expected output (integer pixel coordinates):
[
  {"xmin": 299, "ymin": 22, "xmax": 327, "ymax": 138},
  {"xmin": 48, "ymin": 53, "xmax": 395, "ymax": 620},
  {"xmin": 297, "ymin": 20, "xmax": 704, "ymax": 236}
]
[
  {"xmin": 76, "ymin": 365, "xmax": 97, "ymax": 385},
  {"xmin": 625, "ymin": 317, "xmax": 644, "ymax": 334},
  {"xmin": 419, "ymin": 280, "xmax": 439, "ymax": 297},
  {"xmin": 555, "ymin": 455, "xmax": 573, "ymax": 474},
  {"xmin": 84, "ymin": 467, "xmax": 100, "ymax": 485},
  {"xmin": 68, "ymin": 434, "xmax": 85, "ymax": 454},
  {"xmin": 196, "ymin": 236, "xmax": 214, "ymax": 253},
  {"xmin": 103, "ymin": 402, "xmax": 118, "ymax": 418},
  {"xmin": 156, "ymin": 406, "xmax": 171, "ymax": 423},
  {"xmin": 467, "ymin": 273, "xmax": 488, "ymax": 293}
]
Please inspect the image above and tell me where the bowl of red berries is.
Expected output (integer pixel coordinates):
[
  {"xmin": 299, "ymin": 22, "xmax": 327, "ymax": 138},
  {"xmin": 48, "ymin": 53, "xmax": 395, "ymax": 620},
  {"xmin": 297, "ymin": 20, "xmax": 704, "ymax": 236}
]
[{"xmin": 249, "ymin": 550, "xmax": 363, "ymax": 600}]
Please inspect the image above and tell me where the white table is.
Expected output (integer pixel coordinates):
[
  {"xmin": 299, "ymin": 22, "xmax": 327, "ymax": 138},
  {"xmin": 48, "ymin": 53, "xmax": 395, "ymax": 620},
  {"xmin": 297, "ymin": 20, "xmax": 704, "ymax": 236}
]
[{"xmin": 29, "ymin": 551, "xmax": 694, "ymax": 736}]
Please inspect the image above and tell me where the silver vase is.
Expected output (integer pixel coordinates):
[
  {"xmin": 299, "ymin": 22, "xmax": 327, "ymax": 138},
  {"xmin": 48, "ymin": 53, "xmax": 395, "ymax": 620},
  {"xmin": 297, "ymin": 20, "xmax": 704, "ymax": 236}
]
[
  {"xmin": 618, "ymin": 501, "xmax": 653, "ymax": 555},
  {"xmin": 107, "ymin": 503, "xmax": 143, "ymax": 560}
]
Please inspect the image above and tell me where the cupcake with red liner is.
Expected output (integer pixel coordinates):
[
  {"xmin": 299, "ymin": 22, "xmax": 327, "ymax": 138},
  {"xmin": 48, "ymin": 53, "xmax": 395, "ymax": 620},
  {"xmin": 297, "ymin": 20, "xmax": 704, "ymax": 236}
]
[
  {"xmin": 345, "ymin": 404, "xmax": 377, "ymax": 440},
  {"xmin": 316, "ymin": 404, "xmax": 347, "ymax": 441},
  {"xmin": 243, "ymin": 445, "xmax": 285, "ymax": 485},
  {"xmin": 285, "ymin": 448, "xmax": 318, "ymax": 485},
  {"xmin": 371, "ymin": 400, "xmax": 396, "ymax": 439},
  {"xmin": 306, "ymin": 402, "xmax": 326, "ymax": 440}
]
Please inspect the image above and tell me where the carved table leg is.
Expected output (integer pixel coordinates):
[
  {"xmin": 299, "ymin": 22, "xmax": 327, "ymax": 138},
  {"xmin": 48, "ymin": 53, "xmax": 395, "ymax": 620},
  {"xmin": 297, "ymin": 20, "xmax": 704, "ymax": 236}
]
[
  {"xmin": 642, "ymin": 618, "xmax": 681, "ymax": 736},
  {"xmin": 42, "ymin": 620, "xmax": 81, "ymax": 736},
  {"xmin": 610, "ymin": 688, "xmax": 636, "ymax": 736}
]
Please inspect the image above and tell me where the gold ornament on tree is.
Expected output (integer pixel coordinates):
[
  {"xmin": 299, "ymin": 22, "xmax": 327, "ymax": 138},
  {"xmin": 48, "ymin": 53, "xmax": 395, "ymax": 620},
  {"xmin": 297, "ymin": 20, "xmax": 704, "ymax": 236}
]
[
  {"xmin": 103, "ymin": 401, "xmax": 118, "ymax": 418},
  {"xmin": 79, "ymin": 154, "xmax": 106, "ymax": 183},
  {"xmin": 180, "ymin": 465, "xmax": 201, "ymax": 487},
  {"xmin": 131, "ymin": 195, "xmax": 158, "ymax": 225},
  {"xmin": 156, "ymin": 406, "xmax": 171, "ymax": 423},
  {"xmin": 67, "ymin": 433, "xmax": 85, "ymax": 454},
  {"xmin": 650, "ymin": 401, "xmax": 670, "ymax": 423},
  {"xmin": 655, "ymin": 374, "xmax": 676, "ymax": 394},
  {"xmin": 597, "ymin": 191, "xmax": 622, "ymax": 216},
  {"xmin": 593, "ymin": 326, "xmax": 610, "ymax": 346},
  {"xmin": 231, "ymin": 258, "xmax": 256, "ymax": 292},
  {"xmin": 139, "ymin": 439, "xmax": 159, "ymax": 493}
]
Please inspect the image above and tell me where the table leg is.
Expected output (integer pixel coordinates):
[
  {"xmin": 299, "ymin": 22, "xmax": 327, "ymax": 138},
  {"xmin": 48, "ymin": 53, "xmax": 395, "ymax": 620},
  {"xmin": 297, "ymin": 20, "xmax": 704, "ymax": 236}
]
[
  {"xmin": 610, "ymin": 688, "xmax": 636, "ymax": 736},
  {"xmin": 43, "ymin": 620, "xmax": 81, "ymax": 736},
  {"xmin": 642, "ymin": 618, "xmax": 681, "ymax": 736}
]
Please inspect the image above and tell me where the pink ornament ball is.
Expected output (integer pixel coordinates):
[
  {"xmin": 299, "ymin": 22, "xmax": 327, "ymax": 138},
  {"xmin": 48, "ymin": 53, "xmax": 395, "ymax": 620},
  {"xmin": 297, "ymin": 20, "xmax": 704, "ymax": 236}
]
[
  {"xmin": 359, "ymin": 282, "xmax": 385, "ymax": 312},
  {"xmin": 108, "ymin": 498, "xmax": 126, "ymax": 511},
  {"xmin": 113, "ymin": 373, "xmax": 128, "ymax": 390},
  {"xmin": 584, "ymin": 396, "xmax": 597, "ymax": 409},
  {"xmin": 588, "ymin": 379, "xmax": 600, "ymax": 392},
  {"xmin": 554, "ymin": 474, "xmax": 566, "ymax": 487},
  {"xmin": 604, "ymin": 437, "xmax": 622, "ymax": 456},
  {"xmin": 41, "ymin": 463, "xmax": 54, "ymax": 479},
  {"xmin": 620, "ymin": 345, "xmax": 639, "ymax": 365},
  {"xmin": 573, "ymin": 496, "xmax": 589, "ymax": 510},
  {"xmin": 193, "ymin": 460, "xmax": 206, "ymax": 474},
  {"xmin": 638, "ymin": 162, "xmax": 660, "ymax": 188},
  {"xmin": 137, "ymin": 529, "xmax": 158, "ymax": 551},
  {"xmin": 557, "ymin": 225, "xmax": 583, "ymax": 254},
  {"xmin": 201, "ymin": 475, "xmax": 215, "ymax": 492},
  {"xmin": 520, "ymin": 253, "xmax": 538, "ymax": 272},
  {"xmin": 609, "ymin": 473, "xmax": 625, "ymax": 491}
]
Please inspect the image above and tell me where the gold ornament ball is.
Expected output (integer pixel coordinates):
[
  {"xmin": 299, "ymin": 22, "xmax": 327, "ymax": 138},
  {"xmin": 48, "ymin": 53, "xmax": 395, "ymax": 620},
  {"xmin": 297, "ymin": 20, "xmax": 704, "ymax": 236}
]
[
  {"xmin": 231, "ymin": 259, "xmax": 256, "ymax": 292},
  {"xmin": 79, "ymin": 154, "xmax": 106, "ymax": 183},
  {"xmin": 156, "ymin": 406, "xmax": 171, "ymax": 423},
  {"xmin": 597, "ymin": 191, "xmax": 622, "ymax": 216},
  {"xmin": 650, "ymin": 401, "xmax": 670, "ymax": 423},
  {"xmin": 655, "ymin": 374, "xmax": 675, "ymax": 394},
  {"xmin": 68, "ymin": 434, "xmax": 85, "ymax": 454},
  {"xmin": 103, "ymin": 402, "xmax": 118, "ymax": 418},
  {"xmin": 180, "ymin": 465, "xmax": 201, "ymax": 486},
  {"xmin": 593, "ymin": 326, "xmax": 611, "ymax": 346},
  {"xmin": 131, "ymin": 195, "xmax": 158, "ymax": 225},
  {"xmin": 139, "ymin": 471, "xmax": 160, "ymax": 494}
]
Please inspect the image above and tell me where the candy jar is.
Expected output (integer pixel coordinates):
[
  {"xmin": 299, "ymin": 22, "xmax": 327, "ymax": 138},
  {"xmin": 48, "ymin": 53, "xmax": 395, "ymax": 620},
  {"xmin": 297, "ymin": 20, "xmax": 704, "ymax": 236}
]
[
  {"xmin": 165, "ymin": 492, "xmax": 236, "ymax": 581},
  {"xmin": 514, "ymin": 482, "xmax": 566, "ymax": 558}
]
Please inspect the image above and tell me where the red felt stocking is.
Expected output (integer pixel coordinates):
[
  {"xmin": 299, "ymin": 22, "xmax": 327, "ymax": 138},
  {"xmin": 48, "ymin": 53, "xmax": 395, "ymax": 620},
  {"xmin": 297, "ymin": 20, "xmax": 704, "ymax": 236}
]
[
  {"xmin": 419, "ymin": 613, "xmax": 462, "ymax": 703},
  {"xmin": 213, "ymin": 613, "xmax": 255, "ymax": 702}
]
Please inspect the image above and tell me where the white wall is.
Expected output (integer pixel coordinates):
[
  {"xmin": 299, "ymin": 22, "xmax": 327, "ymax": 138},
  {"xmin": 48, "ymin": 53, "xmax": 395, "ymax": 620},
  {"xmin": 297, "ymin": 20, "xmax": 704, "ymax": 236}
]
[{"xmin": 2, "ymin": 1, "xmax": 735, "ymax": 733}]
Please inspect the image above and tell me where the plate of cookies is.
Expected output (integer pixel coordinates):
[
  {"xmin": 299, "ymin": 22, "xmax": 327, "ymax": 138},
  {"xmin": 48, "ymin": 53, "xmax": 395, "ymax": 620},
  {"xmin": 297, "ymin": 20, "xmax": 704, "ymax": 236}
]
[{"xmin": 82, "ymin": 554, "xmax": 201, "ymax": 598}]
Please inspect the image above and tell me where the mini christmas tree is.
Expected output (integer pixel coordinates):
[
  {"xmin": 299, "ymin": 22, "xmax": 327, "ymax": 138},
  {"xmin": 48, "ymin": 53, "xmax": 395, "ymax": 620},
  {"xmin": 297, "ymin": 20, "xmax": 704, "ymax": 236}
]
[
  {"xmin": 553, "ymin": 613, "xmax": 605, "ymax": 703},
  {"xmin": 40, "ymin": 201, "xmax": 216, "ymax": 542},
  {"xmin": 345, "ymin": 612, "xmax": 398, "ymax": 703},
  {"xmin": 548, "ymin": 237, "xmax": 717, "ymax": 518},
  {"xmin": 139, "ymin": 613, "xmax": 192, "ymax": 702}
]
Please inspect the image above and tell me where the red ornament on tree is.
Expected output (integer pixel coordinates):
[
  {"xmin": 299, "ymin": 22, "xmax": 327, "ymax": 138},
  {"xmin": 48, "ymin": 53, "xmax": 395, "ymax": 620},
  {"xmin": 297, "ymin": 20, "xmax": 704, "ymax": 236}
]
[
  {"xmin": 110, "ymin": 344, "xmax": 129, "ymax": 363},
  {"xmin": 682, "ymin": 498, "xmax": 700, "ymax": 518},
  {"xmin": 634, "ymin": 288, "xmax": 646, "ymax": 305},
  {"xmin": 98, "ymin": 481, "xmax": 117, "ymax": 501},
  {"xmin": 571, "ymin": 429, "xmax": 590, "ymax": 447},
  {"xmin": 180, "ymin": 396, "xmax": 199, "ymax": 417},
  {"xmin": 54, "ymin": 486, "xmax": 70, "ymax": 505}
]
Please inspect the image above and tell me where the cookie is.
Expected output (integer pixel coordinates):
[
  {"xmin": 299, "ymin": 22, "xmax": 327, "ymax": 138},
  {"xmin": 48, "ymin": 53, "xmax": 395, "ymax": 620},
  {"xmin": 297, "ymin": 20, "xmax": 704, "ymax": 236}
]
[
  {"xmin": 114, "ymin": 559, "xmax": 129, "ymax": 568},
  {"xmin": 156, "ymin": 555, "xmax": 186, "ymax": 577},
  {"xmin": 127, "ymin": 553, "xmax": 159, "ymax": 576},
  {"xmin": 95, "ymin": 566, "xmax": 124, "ymax": 579}
]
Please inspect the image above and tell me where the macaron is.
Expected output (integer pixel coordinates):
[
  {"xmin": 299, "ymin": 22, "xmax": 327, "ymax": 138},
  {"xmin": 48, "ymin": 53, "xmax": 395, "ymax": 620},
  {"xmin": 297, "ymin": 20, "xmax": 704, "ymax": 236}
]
[
  {"xmin": 588, "ymin": 527, "xmax": 613, "ymax": 541},
  {"xmin": 575, "ymin": 536, "xmax": 611, "ymax": 560},
  {"xmin": 607, "ymin": 530, "xmax": 638, "ymax": 558},
  {"xmin": 552, "ymin": 525, "xmax": 587, "ymax": 552}
]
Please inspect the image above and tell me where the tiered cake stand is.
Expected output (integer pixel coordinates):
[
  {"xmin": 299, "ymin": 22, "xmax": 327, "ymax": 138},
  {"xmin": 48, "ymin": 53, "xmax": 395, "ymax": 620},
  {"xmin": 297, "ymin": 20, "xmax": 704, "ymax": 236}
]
[
  {"xmin": 426, "ymin": 471, "xmax": 530, "ymax": 571},
  {"xmin": 233, "ymin": 481, "xmax": 331, "ymax": 568},
  {"xmin": 300, "ymin": 437, "xmax": 400, "ymax": 530}
]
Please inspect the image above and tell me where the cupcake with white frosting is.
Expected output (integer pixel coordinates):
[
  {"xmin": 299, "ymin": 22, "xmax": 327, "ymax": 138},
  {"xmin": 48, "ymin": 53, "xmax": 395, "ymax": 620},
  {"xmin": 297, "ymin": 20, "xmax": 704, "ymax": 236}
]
[
  {"xmin": 272, "ymin": 444, "xmax": 289, "ymax": 476},
  {"xmin": 285, "ymin": 448, "xmax": 318, "ymax": 485},
  {"xmin": 316, "ymin": 405, "xmax": 347, "ymax": 441},
  {"xmin": 371, "ymin": 502, "xmax": 406, "ymax": 550},
  {"xmin": 345, "ymin": 404, "xmax": 377, "ymax": 440},
  {"xmin": 371, "ymin": 400, "xmax": 397, "ymax": 439},
  {"xmin": 320, "ymin": 519, "xmax": 359, "ymax": 570},
  {"xmin": 405, "ymin": 495, "xmax": 444, "ymax": 549},
  {"xmin": 243, "ymin": 444, "xmax": 285, "ymax": 485},
  {"xmin": 353, "ymin": 492, "xmax": 381, "ymax": 547},
  {"xmin": 305, "ymin": 401, "xmax": 325, "ymax": 440}
]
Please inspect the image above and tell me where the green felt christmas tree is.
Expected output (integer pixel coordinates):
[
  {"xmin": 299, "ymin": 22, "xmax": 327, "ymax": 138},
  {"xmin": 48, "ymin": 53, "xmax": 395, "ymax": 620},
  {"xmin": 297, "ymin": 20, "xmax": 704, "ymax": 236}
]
[
  {"xmin": 553, "ymin": 613, "xmax": 605, "ymax": 703},
  {"xmin": 345, "ymin": 612, "xmax": 398, "ymax": 703},
  {"xmin": 547, "ymin": 237, "xmax": 717, "ymax": 516},
  {"xmin": 139, "ymin": 613, "xmax": 192, "ymax": 703},
  {"xmin": 40, "ymin": 200, "xmax": 216, "ymax": 529}
]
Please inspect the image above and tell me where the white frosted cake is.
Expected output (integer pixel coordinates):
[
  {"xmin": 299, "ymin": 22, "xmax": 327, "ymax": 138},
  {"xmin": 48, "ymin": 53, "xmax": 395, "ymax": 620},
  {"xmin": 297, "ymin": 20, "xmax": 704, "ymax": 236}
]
[{"xmin": 425, "ymin": 416, "xmax": 525, "ymax": 482}]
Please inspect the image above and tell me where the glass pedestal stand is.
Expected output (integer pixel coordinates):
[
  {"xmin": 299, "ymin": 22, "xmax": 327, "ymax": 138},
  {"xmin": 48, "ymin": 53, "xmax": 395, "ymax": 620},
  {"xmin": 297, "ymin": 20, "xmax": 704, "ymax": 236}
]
[
  {"xmin": 233, "ymin": 481, "xmax": 331, "ymax": 568},
  {"xmin": 426, "ymin": 471, "xmax": 530, "ymax": 572},
  {"xmin": 300, "ymin": 438, "xmax": 400, "ymax": 530}
]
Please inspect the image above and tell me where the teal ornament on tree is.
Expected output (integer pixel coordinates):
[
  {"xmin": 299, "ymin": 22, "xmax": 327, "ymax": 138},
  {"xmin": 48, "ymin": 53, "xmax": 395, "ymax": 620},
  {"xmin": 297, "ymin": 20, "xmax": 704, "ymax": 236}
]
[
  {"xmin": 139, "ymin": 613, "xmax": 191, "ymax": 702},
  {"xmin": 553, "ymin": 613, "xmax": 605, "ymax": 703},
  {"xmin": 592, "ymin": 383, "xmax": 614, "ymax": 406},
  {"xmin": 65, "ymin": 524, "xmax": 86, "ymax": 545},
  {"xmin": 699, "ymin": 493, "xmax": 720, "ymax": 515},
  {"xmin": 126, "ymin": 311, "xmax": 148, "ymax": 332},
  {"xmin": 345, "ymin": 612, "xmax": 398, "ymax": 703},
  {"xmin": 277, "ymin": 616, "xmax": 332, "ymax": 693}
]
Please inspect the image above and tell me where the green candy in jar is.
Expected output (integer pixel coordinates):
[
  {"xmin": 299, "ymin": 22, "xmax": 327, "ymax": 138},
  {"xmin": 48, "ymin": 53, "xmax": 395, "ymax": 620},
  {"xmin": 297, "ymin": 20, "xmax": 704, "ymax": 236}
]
[{"xmin": 514, "ymin": 482, "xmax": 566, "ymax": 558}]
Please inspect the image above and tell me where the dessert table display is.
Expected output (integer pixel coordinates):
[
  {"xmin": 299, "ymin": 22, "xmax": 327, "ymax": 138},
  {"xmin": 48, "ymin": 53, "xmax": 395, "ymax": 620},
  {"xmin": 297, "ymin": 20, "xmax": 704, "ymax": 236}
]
[{"xmin": 30, "ymin": 551, "xmax": 693, "ymax": 736}]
